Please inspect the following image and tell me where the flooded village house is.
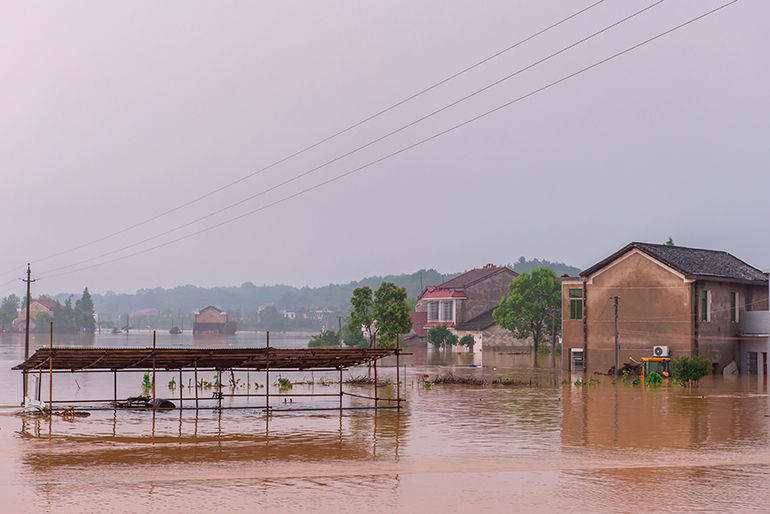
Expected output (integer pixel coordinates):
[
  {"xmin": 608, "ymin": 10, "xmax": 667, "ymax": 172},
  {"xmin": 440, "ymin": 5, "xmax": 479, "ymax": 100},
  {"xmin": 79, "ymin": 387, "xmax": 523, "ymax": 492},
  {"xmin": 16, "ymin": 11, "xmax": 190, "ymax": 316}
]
[
  {"xmin": 13, "ymin": 298, "xmax": 58, "ymax": 332},
  {"xmin": 412, "ymin": 264, "xmax": 533, "ymax": 348},
  {"xmin": 192, "ymin": 306, "xmax": 227, "ymax": 335},
  {"xmin": 562, "ymin": 242, "xmax": 769, "ymax": 375}
]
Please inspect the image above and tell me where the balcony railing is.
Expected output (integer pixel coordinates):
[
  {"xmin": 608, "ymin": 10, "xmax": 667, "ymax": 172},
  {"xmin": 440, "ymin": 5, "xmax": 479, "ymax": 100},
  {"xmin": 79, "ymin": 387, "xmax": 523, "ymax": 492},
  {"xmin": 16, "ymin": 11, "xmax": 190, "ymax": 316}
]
[{"xmin": 738, "ymin": 311, "xmax": 770, "ymax": 336}]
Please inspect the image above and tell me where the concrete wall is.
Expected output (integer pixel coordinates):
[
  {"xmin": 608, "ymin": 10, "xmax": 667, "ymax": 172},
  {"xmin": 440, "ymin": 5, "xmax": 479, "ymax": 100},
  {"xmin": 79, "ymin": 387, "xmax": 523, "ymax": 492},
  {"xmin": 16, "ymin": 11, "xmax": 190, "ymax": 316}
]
[
  {"xmin": 455, "ymin": 323, "xmax": 532, "ymax": 350},
  {"xmin": 564, "ymin": 249, "xmax": 695, "ymax": 374},
  {"xmin": 460, "ymin": 269, "xmax": 517, "ymax": 323},
  {"xmin": 195, "ymin": 307, "xmax": 227, "ymax": 324}
]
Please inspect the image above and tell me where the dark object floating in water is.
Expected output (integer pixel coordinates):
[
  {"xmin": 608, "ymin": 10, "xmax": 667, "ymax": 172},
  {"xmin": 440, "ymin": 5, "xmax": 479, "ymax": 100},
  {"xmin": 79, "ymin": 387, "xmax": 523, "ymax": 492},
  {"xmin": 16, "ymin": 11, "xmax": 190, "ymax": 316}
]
[{"xmin": 113, "ymin": 396, "xmax": 175, "ymax": 410}]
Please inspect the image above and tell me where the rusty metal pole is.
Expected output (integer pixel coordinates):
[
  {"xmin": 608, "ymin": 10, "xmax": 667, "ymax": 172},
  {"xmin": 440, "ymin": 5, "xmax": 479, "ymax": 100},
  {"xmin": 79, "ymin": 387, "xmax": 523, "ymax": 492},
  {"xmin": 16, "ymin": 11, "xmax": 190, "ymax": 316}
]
[
  {"xmin": 396, "ymin": 334, "xmax": 401, "ymax": 410},
  {"xmin": 339, "ymin": 368, "xmax": 343, "ymax": 410},
  {"xmin": 373, "ymin": 358, "xmax": 378, "ymax": 409},
  {"xmin": 152, "ymin": 330, "xmax": 156, "ymax": 415},
  {"xmin": 217, "ymin": 370, "xmax": 222, "ymax": 410},
  {"xmin": 179, "ymin": 369, "xmax": 183, "ymax": 411},
  {"xmin": 113, "ymin": 370, "xmax": 117, "ymax": 406},
  {"xmin": 265, "ymin": 331, "xmax": 270, "ymax": 413},
  {"xmin": 194, "ymin": 361, "xmax": 199, "ymax": 410},
  {"xmin": 48, "ymin": 321, "xmax": 53, "ymax": 414}
]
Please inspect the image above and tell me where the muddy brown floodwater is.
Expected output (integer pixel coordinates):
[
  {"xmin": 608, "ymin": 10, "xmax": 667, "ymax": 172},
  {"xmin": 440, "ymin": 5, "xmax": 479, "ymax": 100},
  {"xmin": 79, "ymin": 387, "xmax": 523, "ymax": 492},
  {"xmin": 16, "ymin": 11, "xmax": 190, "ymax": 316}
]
[{"xmin": 1, "ymin": 332, "xmax": 770, "ymax": 512}]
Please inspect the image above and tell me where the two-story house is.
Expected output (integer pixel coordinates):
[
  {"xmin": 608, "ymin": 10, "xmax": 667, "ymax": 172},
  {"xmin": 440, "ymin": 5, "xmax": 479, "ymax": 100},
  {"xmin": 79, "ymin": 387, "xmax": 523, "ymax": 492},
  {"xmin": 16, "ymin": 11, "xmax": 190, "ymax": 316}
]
[
  {"xmin": 193, "ymin": 306, "xmax": 228, "ymax": 335},
  {"xmin": 412, "ymin": 264, "xmax": 535, "ymax": 349},
  {"xmin": 562, "ymin": 242, "xmax": 769, "ymax": 375}
]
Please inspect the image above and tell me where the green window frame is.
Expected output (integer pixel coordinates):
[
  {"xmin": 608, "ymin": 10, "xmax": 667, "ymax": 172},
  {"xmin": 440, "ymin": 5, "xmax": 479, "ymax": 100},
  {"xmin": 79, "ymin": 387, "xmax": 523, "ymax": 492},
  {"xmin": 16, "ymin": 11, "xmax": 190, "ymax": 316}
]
[
  {"xmin": 569, "ymin": 288, "xmax": 583, "ymax": 320},
  {"xmin": 730, "ymin": 292, "xmax": 738, "ymax": 323}
]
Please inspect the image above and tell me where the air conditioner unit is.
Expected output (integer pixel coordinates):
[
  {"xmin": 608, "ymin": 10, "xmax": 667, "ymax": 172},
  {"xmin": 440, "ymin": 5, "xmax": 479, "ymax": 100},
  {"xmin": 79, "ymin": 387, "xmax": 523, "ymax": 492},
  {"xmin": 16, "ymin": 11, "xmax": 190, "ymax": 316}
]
[{"xmin": 653, "ymin": 345, "xmax": 669, "ymax": 357}]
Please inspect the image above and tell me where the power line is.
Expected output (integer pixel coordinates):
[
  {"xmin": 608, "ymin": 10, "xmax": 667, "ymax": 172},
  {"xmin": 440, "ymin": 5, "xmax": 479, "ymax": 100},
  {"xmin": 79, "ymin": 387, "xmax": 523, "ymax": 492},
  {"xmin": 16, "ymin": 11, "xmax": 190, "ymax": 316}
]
[
  {"xmin": 37, "ymin": 0, "xmax": 739, "ymax": 282},
  {"xmin": 37, "ymin": 0, "xmax": 668, "ymax": 277},
  {"xmin": 0, "ymin": 0, "xmax": 606, "ymax": 277}
]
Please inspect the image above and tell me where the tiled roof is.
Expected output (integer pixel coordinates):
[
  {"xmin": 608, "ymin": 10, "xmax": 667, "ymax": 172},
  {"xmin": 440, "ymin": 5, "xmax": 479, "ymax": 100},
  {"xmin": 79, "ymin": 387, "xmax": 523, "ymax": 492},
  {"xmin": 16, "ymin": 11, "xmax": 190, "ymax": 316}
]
[
  {"xmin": 34, "ymin": 299, "xmax": 59, "ymax": 310},
  {"xmin": 581, "ymin": 242, "xmax": 768, "ymax": 283},
  {"xmin": 455, "ymin": 309, "xmax": 496, "ymax": 331},
  {"xmin": 418, "ymin": 264, "xmax": 517, "ymax": 300},
  {"xmin": 420, "ymin": 289, "xmax": 467, "ymax": 299}
]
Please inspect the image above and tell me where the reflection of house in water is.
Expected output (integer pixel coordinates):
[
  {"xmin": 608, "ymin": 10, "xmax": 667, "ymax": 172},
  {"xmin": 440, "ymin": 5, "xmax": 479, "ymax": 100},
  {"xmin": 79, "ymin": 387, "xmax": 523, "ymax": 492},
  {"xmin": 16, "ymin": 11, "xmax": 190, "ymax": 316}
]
[
  {"xmin": 193, "ymin": 305, "xmax": 228, "ymax": 335},
  {"xmin": 562, "ymin": 242, "xmax": 769, "ymax": 375}
]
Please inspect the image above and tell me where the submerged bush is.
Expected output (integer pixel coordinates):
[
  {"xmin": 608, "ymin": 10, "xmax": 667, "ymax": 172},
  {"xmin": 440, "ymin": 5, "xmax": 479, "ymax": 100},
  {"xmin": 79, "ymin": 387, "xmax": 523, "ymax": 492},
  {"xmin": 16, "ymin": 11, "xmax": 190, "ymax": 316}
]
[
  {"xmin": 670, "ymin": 356, "xmax": 711, "ymax": 387},
  {"xmin": 646, "ymin": 371, "xmax": 663, "ymax": 386}
]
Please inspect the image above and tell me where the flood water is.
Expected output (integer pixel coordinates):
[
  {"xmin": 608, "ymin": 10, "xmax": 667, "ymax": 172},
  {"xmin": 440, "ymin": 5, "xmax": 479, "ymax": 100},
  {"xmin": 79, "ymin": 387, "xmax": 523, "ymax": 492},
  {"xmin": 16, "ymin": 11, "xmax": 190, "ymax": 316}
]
[{"xmin": 2, "ymin": 331, "xmax": 770, "ymax": 512}]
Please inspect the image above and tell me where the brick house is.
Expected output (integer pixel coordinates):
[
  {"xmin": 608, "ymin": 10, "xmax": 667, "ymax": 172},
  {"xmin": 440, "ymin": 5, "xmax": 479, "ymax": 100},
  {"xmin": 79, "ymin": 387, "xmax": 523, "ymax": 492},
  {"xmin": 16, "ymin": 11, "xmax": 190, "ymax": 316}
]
[
  {"xmin": 14, "ymin": 299, "xmax": 58, "ymax": 332},
  {"xmin": 411, "ymin": 264, "xmax": 532, "ymax": 348},
  {"xmin": 562, "ymin": 242, "xmax": 769, "ymax": 375},
  {"xmin": 193, "ymin": 306, "xmax": 228, "ymax": 335}
]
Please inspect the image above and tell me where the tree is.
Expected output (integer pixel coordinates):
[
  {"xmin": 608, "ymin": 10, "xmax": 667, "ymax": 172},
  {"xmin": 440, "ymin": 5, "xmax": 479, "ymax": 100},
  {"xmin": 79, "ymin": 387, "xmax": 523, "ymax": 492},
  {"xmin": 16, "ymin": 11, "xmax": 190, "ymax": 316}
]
[
  {"xmin": 348, "ymin": 286, "xmax": 376, "ymax": 347},
  {"xmin": 33, "ymin": 311, "xmax": 54, "ymax": 333},
  {"xmin": 665, "ymin": 237, "xmax": 675, "ymax": 246},
  {"xmin": 670, "ymin": 355, "xmax": 711, "ymax": 388},
  {"xmin": 308, "ymin": 330, "xmax": 339, "ymax": 347},
  {"xmin": 373, "ymin": 282, "xmax": 412, "ymax": 348},
  {"xmin": 75, "ymin": 287, "xmax": 96, "ymax": 334},
  {"xmin": 493, "ymin": 267, "xmax": 561, "ymax": 355},
  {"xmin": 0, "ymin": 294, "xmax": 19, "ymax": 331},
  {"xmin": 224, "ymin": 320, "xmax": 238, "ymax": 334},
  {"xmin": 341, "ymin": 319, "xmax": 367, "ymax": 348},
  {"xmin": 459, "ymin": 334, "xmax": 476, "ymax": 351},
  {"xmin": 427, "ymin": 324, "xmax": 458, "ymax": 348},
  {"xmin": 348, "ymin": 282, "xmax": 412, "ymax": 349}
]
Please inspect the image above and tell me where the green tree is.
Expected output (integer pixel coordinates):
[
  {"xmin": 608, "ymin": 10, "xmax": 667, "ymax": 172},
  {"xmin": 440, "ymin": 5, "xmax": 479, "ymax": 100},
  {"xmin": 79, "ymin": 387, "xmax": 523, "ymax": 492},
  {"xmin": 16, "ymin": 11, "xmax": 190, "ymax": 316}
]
[
  {"xmin": 348, "ymin": 283, "xmax": 412, "ymax": 349},
  {"xmin": 459, "ymin": 334, "xmax": 476, "ymax": 351},
  {"xmin": 308, "ymin": 330, "xmax": 339, "ymax": 347},
  {"xmin": 33, "ymin": 311, "xmax": 54, "ymax": 333},
  {"xmin": 75, "ymin": 287, "xmax": 96, "ymax": 334},
  {"xmin": 0, "ymin": 294, "xmax": 19, "ymax": 331},
  {"xmin": 341, "ymin": 319, "xmax": 367, "ymax": 348},
  {"xmin": 427, "ymin": 324, "xmax": 458, "ymax": 348},
  {"xmin": 373, "ymin": 282, "xmax": 412, "ymax": 348},
  {"xmin": 493, "ymin": 267, "xmax": 560, "ymax": 355},
  {"xmin": 670, "ymin": 355, "xmax": 711, "ymax": 388},
  {"xmin": 348, "ymin": 286, "xmax": 376, "ymax": 347}
]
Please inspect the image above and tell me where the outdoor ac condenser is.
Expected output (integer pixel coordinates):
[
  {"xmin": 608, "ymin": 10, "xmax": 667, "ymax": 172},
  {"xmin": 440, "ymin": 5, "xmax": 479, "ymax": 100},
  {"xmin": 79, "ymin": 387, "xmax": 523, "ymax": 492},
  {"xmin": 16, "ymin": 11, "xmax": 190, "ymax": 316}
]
[{"xmin": 653, "ymin": 345, "xmax": 669, "ymax": 357}]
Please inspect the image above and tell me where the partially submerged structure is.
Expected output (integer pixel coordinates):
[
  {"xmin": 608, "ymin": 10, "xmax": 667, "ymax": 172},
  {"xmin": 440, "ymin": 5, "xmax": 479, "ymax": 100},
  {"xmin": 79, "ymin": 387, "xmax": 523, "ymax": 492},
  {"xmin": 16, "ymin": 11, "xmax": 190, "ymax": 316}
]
[
  {"xmin": 13, "ymin": 337, "xmax": 405, "ymax": 414},
  {"xmin": 193, "ymin": 306, "xmax": 227, "ymax": 335},
  {"xmin": 562, "ymin": 242, "xmax": 769, "ymax": 375}
]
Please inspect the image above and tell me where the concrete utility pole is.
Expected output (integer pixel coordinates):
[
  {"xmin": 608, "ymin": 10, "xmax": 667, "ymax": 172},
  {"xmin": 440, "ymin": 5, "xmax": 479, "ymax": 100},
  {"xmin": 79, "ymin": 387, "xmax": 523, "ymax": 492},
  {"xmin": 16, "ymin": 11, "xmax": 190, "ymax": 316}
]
[
  {"xmin": 22, "ymin": 264, "xmax": 36, "ymax": 401},
  {"xmin": 612, "ymin": 296, "xmax": 620, "ymax": 377}
]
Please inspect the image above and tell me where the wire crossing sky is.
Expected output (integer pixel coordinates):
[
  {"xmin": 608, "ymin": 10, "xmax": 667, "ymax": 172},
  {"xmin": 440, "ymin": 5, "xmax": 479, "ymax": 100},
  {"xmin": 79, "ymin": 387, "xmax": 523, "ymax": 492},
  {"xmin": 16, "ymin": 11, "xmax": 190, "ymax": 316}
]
[{"xmin": 0, "ymin": 0, "xmax": 766, "ymax": 295}]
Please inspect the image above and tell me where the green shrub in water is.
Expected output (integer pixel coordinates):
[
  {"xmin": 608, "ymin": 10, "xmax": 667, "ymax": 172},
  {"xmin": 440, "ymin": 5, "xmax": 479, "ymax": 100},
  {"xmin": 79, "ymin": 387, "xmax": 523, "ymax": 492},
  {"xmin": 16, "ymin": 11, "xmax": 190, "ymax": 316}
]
[
  {"xmin": 646, "ymin": 371, "xmax": 663, "ymax": 386},
  {"xmin": 670, "ymin": 355, "xmax": 711, "ymax": 388},
  {"xmin": 141, "ymin": 372, "xmax": 152, "ymax": 390}
]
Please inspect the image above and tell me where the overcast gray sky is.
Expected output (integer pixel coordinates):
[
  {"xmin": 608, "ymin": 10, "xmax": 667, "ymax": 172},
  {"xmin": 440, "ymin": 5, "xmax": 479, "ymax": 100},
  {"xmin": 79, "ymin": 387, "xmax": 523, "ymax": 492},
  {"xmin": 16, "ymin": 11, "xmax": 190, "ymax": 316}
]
[{"xmin": 0, "ymin": 0, "xmax": 767, "ymax": 295}]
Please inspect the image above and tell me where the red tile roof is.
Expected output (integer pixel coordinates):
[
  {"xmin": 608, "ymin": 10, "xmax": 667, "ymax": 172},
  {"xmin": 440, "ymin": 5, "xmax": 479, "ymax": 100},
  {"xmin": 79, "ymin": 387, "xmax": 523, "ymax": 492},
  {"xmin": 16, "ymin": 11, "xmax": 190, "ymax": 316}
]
[
  {"xmin": 34, "ymin": 299, "xmax": 59, "ymax": 311},
  {"xmin": 421, "ymin": 289, "xmax": 467, "ymax": 299},
  {"xmin": 418, "ymin": 264, "xmax": 516, "ymax": 299}
]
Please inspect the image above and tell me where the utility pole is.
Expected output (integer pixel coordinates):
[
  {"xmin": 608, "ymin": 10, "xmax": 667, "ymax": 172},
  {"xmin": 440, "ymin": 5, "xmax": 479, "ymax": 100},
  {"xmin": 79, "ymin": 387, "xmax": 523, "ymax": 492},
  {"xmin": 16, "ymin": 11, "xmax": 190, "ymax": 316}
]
[
  {"xmin": 612, "ymin": 296, "xmax": 620, "ymax": 377},
  {"xmin": 22, "ymin": 263, "xmax": 36, "ymax": 401}
]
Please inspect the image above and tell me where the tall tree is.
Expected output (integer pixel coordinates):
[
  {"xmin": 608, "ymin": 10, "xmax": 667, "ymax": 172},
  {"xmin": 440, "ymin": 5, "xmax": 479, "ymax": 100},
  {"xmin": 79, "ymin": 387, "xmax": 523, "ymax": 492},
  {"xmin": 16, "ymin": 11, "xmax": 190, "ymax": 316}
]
[
  {"xmin": 348, "ymin": 282, "xmax": 412, "ymax": 349},
  {"xmin": 0, "ymin": 294, "xmax": 20, "ymax": 330},
  {"xmin": 493, "ymin": 267, "xmax": 561, "ymax": 355},
  {"xmin": 373, "ymin": 282, "xmax": 412, "ymax": 348},
  {"xmin": 75, "ymin": 287, "xmax": 96, "ymax": 334},
  {"xmin": 348, "ymin": 286, "xmax": 376, "ymax": 347}
]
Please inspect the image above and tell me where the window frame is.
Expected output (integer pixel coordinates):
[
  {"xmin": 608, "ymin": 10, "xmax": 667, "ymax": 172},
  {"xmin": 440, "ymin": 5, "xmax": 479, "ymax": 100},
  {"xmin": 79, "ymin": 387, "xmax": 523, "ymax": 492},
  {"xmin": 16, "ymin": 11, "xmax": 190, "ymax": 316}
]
[
  {"xmin": 568, "ymin": 288, "xmax": 583, "ymax": 320},
  {"xmin": 730, "ymin": 291, "xmax": 739, "ymax": 323},
  {"xmin": 700, "ymin": 290, "xmax": 711, "ymax": 322}
]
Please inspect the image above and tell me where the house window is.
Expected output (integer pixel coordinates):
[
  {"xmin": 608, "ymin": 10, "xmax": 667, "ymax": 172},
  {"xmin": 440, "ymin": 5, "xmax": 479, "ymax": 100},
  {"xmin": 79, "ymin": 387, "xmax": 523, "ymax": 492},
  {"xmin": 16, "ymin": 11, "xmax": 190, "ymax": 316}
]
[
  {"xmin": 700, "ymin": 290, "xmax": 711, "ymax": 322},
  {"xmin": 441, "ymin": 301, "xmax": 453, "ymax": 322},
  {"xmin": 428, "ymin": 302, "xmax": 439, "ymax": 322},
  {"xmin": 730, "ymin": 292, "xmax": 739, "ymax": 323},
  {"xmin": 568, "ymin": 288, "xmax": 583, "ymax": 320}
]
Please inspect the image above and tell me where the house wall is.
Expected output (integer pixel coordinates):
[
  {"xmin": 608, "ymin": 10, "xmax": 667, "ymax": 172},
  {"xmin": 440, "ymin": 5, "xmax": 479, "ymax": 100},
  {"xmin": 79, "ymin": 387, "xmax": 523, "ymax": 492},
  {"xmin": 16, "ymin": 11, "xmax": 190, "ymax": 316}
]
[
  {"xmin": 561, "ymin": 279, "xmax": 585, "ymax": 371},
  {"xmin": 195, "ymin": 308, "xmax": 227, "ymax": 324},
  {"xmin": 695, "ymin": 280, "xmax": 768, "ymax": 373},
  {"xmin": 455, "ymin": 323, "xmax": 532, "ymax": 350},
  {"xmin": 14, "ymin": 301, "xmax": 55, "ymax": 331},
  {"xmin": 570, "ymin": 250, "xmax": 695, "ymax": 374},
  {"xmin": 460, "ymin": 270, "xmax": 517, "ymax": 323}
]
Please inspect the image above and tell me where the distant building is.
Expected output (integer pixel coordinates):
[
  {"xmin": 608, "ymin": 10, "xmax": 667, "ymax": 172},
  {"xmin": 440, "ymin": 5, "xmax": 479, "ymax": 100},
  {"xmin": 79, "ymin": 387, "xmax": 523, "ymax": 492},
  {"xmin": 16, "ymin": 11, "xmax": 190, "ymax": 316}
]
[
  {"xmin": 14, "ymin": 299, "xmax": 58, "ymax": 332},
  {"xmin": 280, "ymin": 310, "xmax": 297, "ymax": 320},
  {"xmin": 562, "ymin": 242, "xmax": 769, "ymax": 375},
  {"xmin": 410, "ymin": 264, "xmax": 532, "ymax": 349},
  {"xmin": 193, "ymin": 306, "xmax": 228, "ymax": 335}
]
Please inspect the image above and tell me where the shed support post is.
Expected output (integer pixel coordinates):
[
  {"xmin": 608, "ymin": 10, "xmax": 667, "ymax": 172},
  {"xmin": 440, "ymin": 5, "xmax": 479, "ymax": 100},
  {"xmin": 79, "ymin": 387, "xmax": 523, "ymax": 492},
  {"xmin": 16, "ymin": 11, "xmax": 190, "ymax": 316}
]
[
  {"xmin": 113, "ymin": 370, "xmax": 117, "ymax": 406},
  {"xmin": 373, "ymin": 357, "xmax": 378, "ymax": 409},
  {"xmin": 48, "ymin": 321, "xmax": 53, "ymax": 414},
  {"xmin": 152, "ymin": 330, "xmax": 156, "ymax": 415},
  {"xmin": 217, "ymin": 370, "xmax": 222, "ymax": 410},
  {"xmin": 265, "ymin": 334, "xmax": 270, "ymax": 413},
  {"xmin": 194, "ymin": 362, "xmax": 199, "ymax": 410},
  {"xmin": 396, "ymin": 335, "xmax": 401, "ymax": 411},
  {"xmin": 179, "ymin": 369, "xmax": 183, "ymax": 411},
  {"xmin": 339, "ymin": 368, "xmax": 343, "ymax": 411}
]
